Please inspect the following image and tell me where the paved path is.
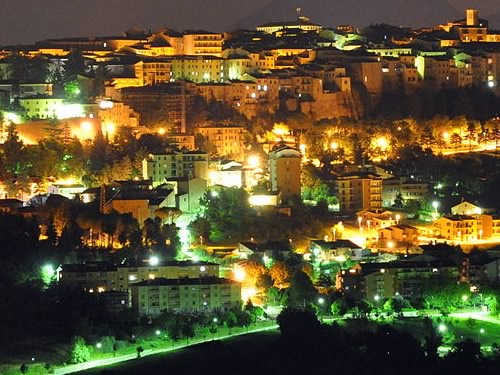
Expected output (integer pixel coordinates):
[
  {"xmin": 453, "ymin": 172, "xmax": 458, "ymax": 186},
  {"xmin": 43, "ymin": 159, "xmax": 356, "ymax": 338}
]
[{"xmin": 54, "ymin": 323, "xmax": 278, "ymax": 374}]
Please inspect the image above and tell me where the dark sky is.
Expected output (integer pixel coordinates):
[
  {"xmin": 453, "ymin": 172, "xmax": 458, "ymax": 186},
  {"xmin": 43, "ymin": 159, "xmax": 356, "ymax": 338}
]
[{"xmin": 0, "ymin": 0, "xmax": 498, "ymax": 46}]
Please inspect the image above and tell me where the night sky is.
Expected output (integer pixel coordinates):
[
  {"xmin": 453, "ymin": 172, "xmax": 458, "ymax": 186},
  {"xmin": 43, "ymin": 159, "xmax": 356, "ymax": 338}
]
[{"xmin": 0, "ymin": 0, "xmax": 498, "ymax": 46}]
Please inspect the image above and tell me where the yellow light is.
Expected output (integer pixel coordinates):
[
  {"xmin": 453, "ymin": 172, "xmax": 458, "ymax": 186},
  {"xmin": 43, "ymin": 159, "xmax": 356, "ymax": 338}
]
[
  {"xmin": 443, "ymin": 131, "xmax": 450, "ymax": 140},
  {"xmin": 376, "ymin": 136, "xmax": 389, "ymax": 150},
  {"xmin": 158, "ymin": 128, "xmax": 166, "ymax": 135},
  {"xmin": 55, "ymin": 177, "xmax": 78, "ymax": 186},
  {"xmin": 247, "ymin": 155, "xmax": 260, "ymax": 168},
  {"xmin": 241, "ymin": 287, "xmax": 257, "ymax": 302},
  {"xmin": 104, "ymin": 122, "xmax": 116, "ymax": 136},
  {"xmin": 330, "ymin": 142, "xmax": 339, "ymax": 150},
  {"xmin": 387, "ymin": 241, "xmax": 395, "ymax": 249},
  {"xmin": 234, "ymin": 268, "xmax": 246, "ymax": 282},
  {"xmin": 80, "ymin": 121, "xmax": 93, "ymax": 133},
  {"xmin": 272, "ymin": 123, "xmax": 289, "ymax": 137}
]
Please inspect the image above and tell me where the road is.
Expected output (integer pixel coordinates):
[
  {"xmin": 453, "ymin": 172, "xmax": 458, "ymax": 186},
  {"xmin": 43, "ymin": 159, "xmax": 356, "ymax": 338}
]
[{"xmin": 54, "ymin": 322, "xmax": 278, "ymax": 375}]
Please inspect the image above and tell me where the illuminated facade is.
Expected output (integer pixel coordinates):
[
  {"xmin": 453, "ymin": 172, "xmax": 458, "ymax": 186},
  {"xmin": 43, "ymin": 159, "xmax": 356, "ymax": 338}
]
[
  {"xmin": 97, "ymin": 100, "xmax": 139, "ymax": 139},
  {"xmin": 182, "ymin": 31, "xmax": 224, "ymax": 57},
  {"xmin": 334, "ymin": 173, "xmax": 383, "ymax": 213},
  {"xmin": 196, "ymin": 126, "xmax": 247, "ymax": 160},
  {"xmin": 268, "ymin": 144, "xmax": 301, "ymax": 202},
  {"xmin": 19, "ymin": 96, "xmax": 63, "ymax": 119},
  {"xmin": 130, "ymin": 277, "xmax": 241, "ymax": 317},
  {"xmin": 142, "ymin": 150, "xmax": 209, "ymax": 186},
  {"xmin": 60, "ymin": 260, "xmax": 220, "ymax": 292},
  {"xmin": 171, "ymin": 55, "xmax": 226, "ymax": 83},
  {"xmin": 339, "ymin": 258, "xmax": 459, "ymax": 300},
  {"xmin": 382, "ymin": 177, "xmax": 430, "ymax": 207},
  {"xmin": 256, "ymin": 16, "xmax": 322, "ymax": 35}
]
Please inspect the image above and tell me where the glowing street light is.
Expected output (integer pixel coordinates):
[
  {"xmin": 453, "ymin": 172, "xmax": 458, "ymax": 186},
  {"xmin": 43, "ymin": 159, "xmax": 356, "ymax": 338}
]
[
  {"xmin": 432, "ymin": 201, "xmax": 439, "ymax": 213},
  {"xmin": 155, "ymin": 330, "xmax": 161, "ymax": 336},
  {"xmin": 96, "ymin": 343, "xmax": 102, "ymax": 349},
  {"xmin": 438, "ymin": 324, "xmax": 447, "ymax": 333},
  {"xmin": 247, "ymin": 155, "xmax": 260, "ymax": 168},
  {"xmin": 149, "ymin": 256, "xmax": 159, "ymax": 266},
  {"xmin": 318, "ymin": 297, "xmax": 325, "ymax": 305},
  {"xmin": 374, "ymin": 294, "xmax": 380, "ymax": 302}
]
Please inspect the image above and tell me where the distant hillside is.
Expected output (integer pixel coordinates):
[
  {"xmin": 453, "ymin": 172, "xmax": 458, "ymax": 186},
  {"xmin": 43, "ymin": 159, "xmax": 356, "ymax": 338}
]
[{"xmin": 234, "ymin": 0, "xmax": 463, "ymax": 30}]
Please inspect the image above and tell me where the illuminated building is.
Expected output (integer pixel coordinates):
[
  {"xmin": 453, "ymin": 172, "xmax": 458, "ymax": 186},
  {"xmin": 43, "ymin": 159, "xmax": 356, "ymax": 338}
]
[
  {"xmin": 182, "ymin": 31, "xmax": 224, "ymax": 57},
  {"xmin": 234, "ymin": 241, "xmax": 292, "ymax": 260},
  {"xmin": 0, "ymin": 81, "xmax": 53, "ymax": 100},
  {"xmin": 334, "ymin": 173, "xmax": 382, "ymax": 213},
  {"xmin": 119, "ymin": 83, "xmax": 195, "ymax": 127},
  {"xmin": 434, "ymin": 215, "xmax": 480, "ymax": 242},
  {"xmin": 130, "ymin": 277, "xmax": 241, "ymax": 317},
  {"xmin": 98, "ymin": 180, "xmax": 176, "ymax": 224},
  {"xmin": 47, "ymin": 183, "xmax": 86, "ymax": 200},
  {"xmin": 171, "ymin": 55, "xmax": 226, "ymax": 83},
  {"xmin": 19, "ymin": 96, "xmax": 64, "ymax": 119},
  {"xmin": 165, "ymin": 177, "xmax": 207, "ymax": 213},
  {"xmin": 166, "ymin": 134, "xmax": 196, "ymax": 150},
  {"xmin": 142, "ymin": 150, "xmax": 209, "ymax": 187},
  {"xmin": 382, "ymin": 177, "xmax": 430, "ymax": 207},
  {"xmin": 377, "ymin": 225, "xmax": 419, "ymax": 248},
  {"xmin": 339, "ymin": 257, "xmax": 459, "ymax": 301},
  {"xmin": 196, "ymin": 125, "xmax": 247, "ymax": 161},
  {"xmin": 135, "ymin": 58, "xmax": 172, "ymax": 85},
  {"xmin": 268, "ymin": 144, "xmax": 302, "ymax": 203},
  {"xmin": 256, "ymin": 14, "xmax": 322, "ymax": 35},
  {"xmin": 309, "ymin": 239, "xmax": 363, "ymax": 262},
  {"xmin": 196, "ymin": 76, "xmax": 280, "ymax": 118},
  {"xmin": 97, "ymin": 100, "xmax": 139, "ymax": 139},
  {"xmin": 60, "ymin": 260, "xmax": 220, "ymax": 293},
  {"xmin": 451, "ymin": 201, "xmax": 482, "ymax": 215}
]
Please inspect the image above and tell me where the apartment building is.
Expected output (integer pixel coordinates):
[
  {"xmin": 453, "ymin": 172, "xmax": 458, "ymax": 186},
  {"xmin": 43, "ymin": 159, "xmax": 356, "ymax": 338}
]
[
  {"xmin": 268, "ymin": 144, "xmax": 302, "ymax": 202},
  {"xmin": 60, "ymin": 260, "xmax": 220, "ymax": 292},
  {"xmin": 131, "ymin": 277, "xmax": 241, "ymax": 317},
  {"xmin": 382, "ymin": 177, "xmax": 430, "ymax": 207},
  {"xmin": 339, "ymin": 257, "xmax": 459, "ymax": 300},
  {"xmin": 334, "ymin": 172, "xmax": 382, "ymax": 213},
  {"xmin": 196, "ymin": 126, "xmax": 247, "ymax": 161},
  {"xmin": 142, "ymin": 150, "xmax": 209, "ymax": 186}
]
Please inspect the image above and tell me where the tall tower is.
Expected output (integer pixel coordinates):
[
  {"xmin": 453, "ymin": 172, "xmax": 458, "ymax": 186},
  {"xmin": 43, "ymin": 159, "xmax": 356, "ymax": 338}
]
[
  {"xmin": 268, "ymin": 144, "xmax": 302, "ymax": 203},
  {"xmin": 465, "ymin": 9, "xmax": 479, "ymax": 27}
]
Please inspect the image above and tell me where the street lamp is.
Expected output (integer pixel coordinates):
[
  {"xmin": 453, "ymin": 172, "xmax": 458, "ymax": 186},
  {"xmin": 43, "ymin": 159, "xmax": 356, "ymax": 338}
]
[
  {"xmin": 438, "ymin": 324, "xmax": 447, "ymax": 333},
  {"xmin": 395, "ymin": 214, "xmax": 401, "ymax": 225},
  {"xmin": 318, "ymin": 297, "xmax": 325, "ymax": 321},
  {"xmin": 478, "ymin": 328, "xmax": 485, "ymax": 342},
  {"xmin": 432, "ymin": 201, "xmax": 439, "ymax": 215}
]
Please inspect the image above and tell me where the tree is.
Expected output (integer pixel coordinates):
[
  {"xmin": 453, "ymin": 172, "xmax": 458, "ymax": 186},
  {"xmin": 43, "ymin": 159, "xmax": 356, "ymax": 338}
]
[
  {"xmin": 269, "ymin": 261, "xmax": 292, "ymax": 288},
  {"xmin": 276, "ymin": 307, "xmax": 321, "ymax": 339},
  {"xmin": 19, "ymin": 363, "xmax": 28, "ymax": 374},
  {"xmin": 136, "ymin": 346, "xmax": 144, "ymax": 358},
  {"xmin": 287, "ymin": 270, "xmax": 317, "ymax": 307},
  {"xmin": 330, "ymin": 298, "xmax": 348, "ymax": 317},
  {"xmin": 70, "ymin": 336, "xmax": 91, "ymax": 364}
]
